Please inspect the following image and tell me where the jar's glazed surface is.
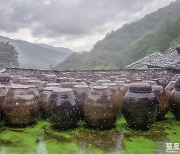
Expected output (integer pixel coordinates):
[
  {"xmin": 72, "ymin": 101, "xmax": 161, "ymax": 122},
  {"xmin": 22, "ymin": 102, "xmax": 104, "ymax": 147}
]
[
  {"xmin": 2, "ymin": 85, "xmax": 39, "ymax": 126},
  {"xmin": 169, "ymin": 77, "xmax": 180, "ymax": 120},
  {"xmin": 84, "ymin": 86, "xmax": 117, "ymax": 129},
  {"xmin": 122, "ymin": 83, "xmax": 158, "ymax": 130},
  {"xmin": 48, "ymin": 88, "xmax": 80, "ymax": 129}
]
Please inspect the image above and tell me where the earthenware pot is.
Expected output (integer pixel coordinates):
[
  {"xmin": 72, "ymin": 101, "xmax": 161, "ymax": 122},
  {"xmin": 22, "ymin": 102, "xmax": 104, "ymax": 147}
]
[
  {"xmin": 73, "ymin": 85, "xmax": 90, "ymax": 119},
  {"xmin": 84, "ymin": 86, "xmax": 117, "ymax": 129},
  {"xmin": 102, "ymin": 83, "xmax": 123, "ymax": 113},
  {"xmin": 152, "ymin": 85, "xmax": 169, "ymax": 120},
  {"xmin": 16, "ymin": 77, "xmax": 30, "ymax": 85},
  {"xmin": 0, "ymin": 74, "xmax": 10, "ymax": 85},
  {"xmin": 2, "ymin": 85, "xmax": 39, "ymax": 126},
  {"xmin": 48, "ymin": 88, "xmax": 80, "ymax": 129},
  {"xmin": 165, "ymin": 81, "xmax": 176, "ymax": 99},
  {"xmin": 59, "ymin": 82, "xmax": 71, "ymax": 88},
  {"xmin": 39, "ymin": 87, "xmax": 57, "ymax": 118},
  {"xmin": 56, "ymin": 77, "xmax": 69, "ymax": 83},
  {"xmin": 44, "ymin": 74, "xmax": 57, "ymax": 83},
  {"xmin": 169, "ymin": 77, "xmax": 180, "ymax": 120},
  {"xmin": 122, "ymin": 83, "xmax": 158, "ymax": 130},
  {"xmin": 0, "ymin": 85, "xmax": 8, "ymax": 119}
]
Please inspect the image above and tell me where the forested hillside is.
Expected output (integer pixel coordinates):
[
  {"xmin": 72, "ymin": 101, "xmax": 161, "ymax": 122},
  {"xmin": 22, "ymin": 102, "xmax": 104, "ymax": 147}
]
[{"xmin": 55, "ymin": 0, "xmax": 180, "ymax": 70}]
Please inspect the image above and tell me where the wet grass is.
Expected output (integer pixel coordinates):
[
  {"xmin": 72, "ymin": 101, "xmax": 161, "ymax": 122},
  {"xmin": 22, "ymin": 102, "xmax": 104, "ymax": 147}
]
[{"xmin": 0, "ymin": 113, "xmax": 179, "ymax": 154}]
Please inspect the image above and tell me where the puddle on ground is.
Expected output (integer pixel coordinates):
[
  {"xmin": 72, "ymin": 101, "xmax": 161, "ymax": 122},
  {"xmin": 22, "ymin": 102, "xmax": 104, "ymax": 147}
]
[{"xmin": 0, "ymin": 113, "xmax": 179, "ymax": 154}]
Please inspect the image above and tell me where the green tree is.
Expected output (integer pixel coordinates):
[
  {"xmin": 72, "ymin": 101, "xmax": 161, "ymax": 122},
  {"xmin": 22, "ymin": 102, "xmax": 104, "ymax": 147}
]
[{"xmin": 0, "ymin": 41, "xmax": 19, "ymax": 68}]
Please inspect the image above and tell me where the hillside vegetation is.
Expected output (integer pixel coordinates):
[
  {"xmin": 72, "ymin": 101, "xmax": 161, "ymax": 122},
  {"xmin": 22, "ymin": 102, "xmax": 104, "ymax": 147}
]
[
  {"xmin": 55, "ymin": 0, "xmax": 180, "ymax": 70},
  {"xmin": 0, "ymin": 41, "xmax": 19, "ymax": 69}
]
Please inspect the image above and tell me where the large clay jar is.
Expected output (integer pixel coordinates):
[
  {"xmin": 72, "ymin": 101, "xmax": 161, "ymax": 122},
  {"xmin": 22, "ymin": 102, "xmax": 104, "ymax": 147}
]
[
  {"xmin": 0, "ymin": 85, "xmax": 8, "ymax": 119},
  {"xmin": 169, "ymin": 77, "xmax": 180, "ymax": 120},
  {"xmin": 44, "ymin": 74, "xmax": 57, "ymax": 83},
  {"xmin": 73, "ymin": 85, "xmax": 90, "ymax": 119},
  {"xmin": 48, "ymin": 88, "xmax": 80, "ymax": 129},
  {"xmin": 102, "ymin": 83, "xmax": 123, "ymax": 114},
  {"xmin": 84, "ymin": 86, "xmax": 117, "ymax": 129},
  {"xmin": 39, "ymin": 87, "xmax": 57, "ymax": 118},
  {"xmin": 0, "ymin": 74, "xmax": 10, "ymax": 85},
  {"xmin": 1, "ymin": 85, "xmax": 39, "ymax": 126},
  {"xmin": 165, "ymin": 81, "xmax": 176, "ymax": 99},
  {"xmin": 152, "ymin": 85, "xmax": 169, "ymax": 120},
  {"xmin": 122, "ymin": 83, "xmax": 158, "ymax": 130}
]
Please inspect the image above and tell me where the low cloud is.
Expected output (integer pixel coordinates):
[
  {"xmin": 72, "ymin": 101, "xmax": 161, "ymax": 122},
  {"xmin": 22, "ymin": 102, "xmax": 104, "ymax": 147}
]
[{"xmin": 0, "ymin": 0, "xmax": 175, "ymax": 51}]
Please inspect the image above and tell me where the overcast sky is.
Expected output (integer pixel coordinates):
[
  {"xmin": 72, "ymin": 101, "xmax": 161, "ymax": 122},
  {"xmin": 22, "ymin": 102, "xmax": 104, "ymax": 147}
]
[{"xmin": 0, "ymin": 0, "xmax": 176, "ymax": 52}]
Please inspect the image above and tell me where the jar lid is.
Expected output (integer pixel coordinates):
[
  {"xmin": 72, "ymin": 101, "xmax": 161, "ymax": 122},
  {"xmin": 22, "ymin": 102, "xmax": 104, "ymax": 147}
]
[
  {"xmin": 152, "ymin": 85, "xmax": 163, "ymax": 92},
  {"xmin": 93, "ymin": 86, "xmax": 108, "ymax": 90},
  {"xmin": 74, "ymin": 85, "xmax": 89, "ymax": 88},
  {"xmin": 142, "ymin": 80, "xmax": 156, "ymax": 86},
  {"xmin": 175, "ymin": 76, "xmax": 180, "ymax": 91},
  {"xmin": 128, "ymin": 83, "xmax": 152, "ymax": 93},
  {"xmin": 102, "ymin": 83, "xmax": 117, "ymax": 87}
]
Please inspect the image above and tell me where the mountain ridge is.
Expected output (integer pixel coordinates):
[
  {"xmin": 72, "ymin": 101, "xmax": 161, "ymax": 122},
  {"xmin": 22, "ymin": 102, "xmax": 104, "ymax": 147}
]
[
  {"xmin": 55, "ymin": 0, "xmax": 180, "ymax": 70},
  {"xmin": 0, "ymin": 35, "xmax": 74, "ymax": 69}
]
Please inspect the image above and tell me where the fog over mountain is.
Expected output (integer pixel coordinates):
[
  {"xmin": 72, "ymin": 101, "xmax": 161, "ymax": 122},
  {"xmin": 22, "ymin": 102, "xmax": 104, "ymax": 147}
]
[{"xmin": 0, "ymin": 36, "xmax": 74, "ymax": 69}]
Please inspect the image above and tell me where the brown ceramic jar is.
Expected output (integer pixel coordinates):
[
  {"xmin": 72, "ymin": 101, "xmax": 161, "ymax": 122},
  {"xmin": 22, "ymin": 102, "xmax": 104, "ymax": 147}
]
[
  {"xmin": 84, "ymin": 86, "xmax": 117, "ymax": 129},
  {"xmin": 44, "ymin": 74, "xmax": 57, "ymax": 83},
  {"xmin": 16, "ymin": 77, "xmax": 30, "ymax": 85},
  {"xmin": 169, "ymin": 77, "xmax": 180, "ymax": 120},
  {"xmin": 48, "ymin": 88, "xmax": 80, "ymax": 129},
  {"xmin": 122, "ymin": 83, "xmax": 158, "ymax": 130},
  {"xmin": 1, "ymin": 85, "xmax": 39, "ymax": 126},
  {"xmin": 0, "ymin": 85, "xmax": 8, "ymax": 119},
  {"xmin": 152, "ymin": 85, "xmax": 169, "ymax": 120},
  {"xmin": 38, "ymin": 87, "xmax": 57, "ymax": 118},
  {"xmin": 165, "ymin": 81, "xmax": 176, "ymax": 99},
  {"xmin": 56, "ymin": 77, "xmax": 69, "ymax": 83},
  {"xmin": 102, "ymin": 83, "xmax": 123, "ymax": 113},
  {"xmin": 73, "ymin": 85, "xmax": 90, "ymax": 119}
]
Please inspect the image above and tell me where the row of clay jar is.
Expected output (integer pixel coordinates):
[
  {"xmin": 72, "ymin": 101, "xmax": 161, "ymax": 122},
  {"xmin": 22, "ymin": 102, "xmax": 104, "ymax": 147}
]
[{"xmin": 0, "ymin": 73, "xmax": 179, "ymax": 131}]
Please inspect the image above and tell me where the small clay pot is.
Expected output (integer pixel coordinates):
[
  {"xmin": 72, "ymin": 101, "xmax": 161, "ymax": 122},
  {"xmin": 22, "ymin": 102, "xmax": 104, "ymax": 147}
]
[
  {"xmin": 84, "ymin": 86, "xmax": 117, "ymax": 129},
  {"xmin": 47, "ymin": 83, "xmax": 60, "ymax": 87},
  {"xmin": 56, "ymin": 77, "xmax": 69, "ymax": 83},
  {"xmin": 169, "ymin": 77, "xmax": 180, "ymax": 120},
  {"xmin": 44, "ymin": 74, "xmax": 57, "ymax": 83},
  {"xmin": 16, "ymin": 77, "xmax": 30, "ymax": 85},
  {"xmin": 2, "ymin": 85, "xmax": 39, "ymax": 126},
  {"xmin": 0, "ymin": 74, "xmax": 10, "ymax": 85},
  {"xmin": 48, "ymin": 88, "xmax": 80, "ymax": 129},
  {"xmin": 152, "ymin": 85, "xmax": 169, "ymax": 120},
  {"xmin": 122, "ymin": 83, "xmax": 158, "ymax": 130},
  {"xmin": 59, "ymin": 82, "xmax": 71, "ymax": 88}
]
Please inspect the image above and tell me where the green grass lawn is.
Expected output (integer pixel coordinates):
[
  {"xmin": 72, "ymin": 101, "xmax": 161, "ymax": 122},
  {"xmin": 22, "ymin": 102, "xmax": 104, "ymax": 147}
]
[{"xmin": 0, "ymin": 112, "xmax": 179, "ymax": 154}]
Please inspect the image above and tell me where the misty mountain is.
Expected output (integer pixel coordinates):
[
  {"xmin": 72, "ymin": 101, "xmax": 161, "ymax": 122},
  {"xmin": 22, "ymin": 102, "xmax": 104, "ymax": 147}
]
[
  {"xmin": 55, "ymin": 0, "xmax": 180, "ymax": 70},
  {"xmin": 0, "ymin": 36, "xmax": 74, "ymax": 69}
]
